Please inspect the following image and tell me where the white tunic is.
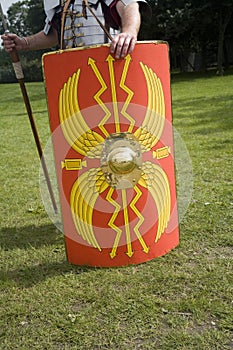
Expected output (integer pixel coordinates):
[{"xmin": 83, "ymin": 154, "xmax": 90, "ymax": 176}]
[{"xmin": 43, "ymin": 0, "xmax": 150, "ymax": 48}]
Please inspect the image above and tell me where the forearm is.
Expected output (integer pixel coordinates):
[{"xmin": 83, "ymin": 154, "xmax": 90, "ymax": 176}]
[
  {"xmin": 23, "ymin": 28, "xmax": 58, "ymax": 51},
  {"xmin": 117, "ymin": 2, "xmax": 141, "ymax": 37},
  {"xmin": 110, "ymin": 1, "xmax": 141, "ymax": 58}
]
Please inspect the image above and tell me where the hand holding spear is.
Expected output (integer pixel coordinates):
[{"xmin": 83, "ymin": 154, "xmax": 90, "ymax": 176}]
[{"xmin": 0, "ymin": 3, "xmax": 58, "ymax": 213}]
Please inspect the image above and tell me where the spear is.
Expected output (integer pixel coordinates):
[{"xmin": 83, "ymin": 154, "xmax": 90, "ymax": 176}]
[{"xmin": 0, "ymin": 3, "xmax": 58, "ymax": 213}]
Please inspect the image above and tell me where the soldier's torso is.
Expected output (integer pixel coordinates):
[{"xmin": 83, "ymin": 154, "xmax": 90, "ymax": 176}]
[
  {"xmin": 44, "ymin": 0, "xmax": 120, "ymax": 49},
  {"xmin": 63, "ymin": 0, "xmax": 109, "ymax": 48}
]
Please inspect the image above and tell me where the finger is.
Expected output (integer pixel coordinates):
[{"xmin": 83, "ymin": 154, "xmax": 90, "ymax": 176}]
[
  {"xmin": 2, "ymin": 39, "xmax": 15, "ymax": 52},
  {"xmin": 112, "ymin": 34, "xmax": 129, "ymax": 59},
  {"xmin": 110, "ymin": 38, "xmax": 118, "ymax": 56},
  {"xmin": 110, "ymin": 33, "xmax": 136, "ymax": 58},
  {"xmin": 2, "ymin": 33, "xmax": 15, "ymax": 40},
  {"xmin": 126, "ymin": 37, "xmax": 136, "ymax": 55},
  {"xmin": 4, "ymin": 39, "xmax": 15, "ymax": 47},
  {"xmin": 120, "ymin": 36, "xmax": 136, "ymax": 58}
]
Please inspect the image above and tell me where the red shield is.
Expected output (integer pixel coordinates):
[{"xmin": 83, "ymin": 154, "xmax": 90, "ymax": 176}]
[{"xmin": 43, "ymin": 41, "xmax": 179, "ymax": 267}]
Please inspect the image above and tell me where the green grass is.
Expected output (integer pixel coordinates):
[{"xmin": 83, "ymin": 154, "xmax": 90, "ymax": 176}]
[{"xmin": 0, "ymin": 70, "xmax": 232, "ymax": 349}]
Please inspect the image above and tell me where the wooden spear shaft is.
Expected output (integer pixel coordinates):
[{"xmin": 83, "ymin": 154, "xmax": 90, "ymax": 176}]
[{"xmin": 0, "ymin": 3, "xmax": 58, "ymax": 213}]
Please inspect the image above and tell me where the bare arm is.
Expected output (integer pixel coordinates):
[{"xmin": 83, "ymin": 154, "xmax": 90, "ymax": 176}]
[
  {"xmin": 2, "ymin": 1, "xmax": 141, "ymax": 57},
  {"xmin": 110, "ymin": 1, "xmax": 141, "ymax": 59},
  {"xmin": 1, "ymin": 27, "xmax": 58, "ymax": 52}
]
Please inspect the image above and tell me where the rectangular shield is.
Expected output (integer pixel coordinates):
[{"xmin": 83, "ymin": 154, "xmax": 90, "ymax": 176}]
[{"xmin": 42, "ymin": 41, "xmax": 179, "ymax": 267}]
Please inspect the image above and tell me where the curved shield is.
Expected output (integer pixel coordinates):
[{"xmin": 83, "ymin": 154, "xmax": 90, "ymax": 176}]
[{"xmin": 42, "ymin": 41, "xmax": 179, "ymax": 267}]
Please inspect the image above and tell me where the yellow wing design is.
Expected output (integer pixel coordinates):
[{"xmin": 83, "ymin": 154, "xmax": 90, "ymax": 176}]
[
  {"xmin": 59, "ymin": 69, "xmax": 105, "ymax": 157},
  {"xmin": 70, "ymin": 168, "xmax": 109, "ymax": 250},
  {"xmin": 134, "ymin": 63, "xmax": 165, "ymax": 152},
  {"xmin": 138, "ymin": 162, "xmax": 171, "ymax": 242}
]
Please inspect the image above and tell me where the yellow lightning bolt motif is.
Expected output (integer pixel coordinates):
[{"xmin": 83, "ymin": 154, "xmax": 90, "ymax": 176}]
[
  {"xmin": 106, "ymin": 54, "xmax": 120, "ymax": 133},
  {"xmin": 122, "ymin": 189, "xmax": 133, "ymax": 257},
  {"xmin": 107, "ymin": 188, "xmax": 122, "ymax": 259},
  {"xmin": 119, "ymin": 54, "xmax": 135, "ymax": 132},
  {"xmin": 130, "ymin": 186, "xmax": 149, "ymax": 253},
  {"xmin": 88, "ymin": 58, "xmax": 111, "ymax": 137}
]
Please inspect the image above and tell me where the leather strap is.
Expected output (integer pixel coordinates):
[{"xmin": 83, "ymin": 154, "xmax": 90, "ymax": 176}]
[
  {"xmin": 83, "ymin": 0, "xmax": 113, "ymax": 41},
  {"xmin": 60, "ymin": 0, "xmax": 73, "ymax": 49},
  {"xmin": 60, "ymin": 0, "xmax": 113, "ymax": 49}
]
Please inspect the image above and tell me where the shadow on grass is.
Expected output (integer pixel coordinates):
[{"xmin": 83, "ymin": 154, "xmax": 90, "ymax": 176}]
[
  {"xmin": 0, "ymin": 223, "xmax": 62, "ymax": 251},
  {"xmin": 0, "ymin": 260, "xmax": 92, "ymax": 288},
  {"xmin": 0, "ymin": 223, "xmax": 93, "ymax": 288},
  {"xmin": 0, "ymin": 109, "xmax": 48, "ymax": 119}
]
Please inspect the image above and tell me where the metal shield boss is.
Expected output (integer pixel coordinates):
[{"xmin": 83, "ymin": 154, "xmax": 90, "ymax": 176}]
[{"xmin": 43, "ymin": 41, "xmax": 179, "ymax": 267}]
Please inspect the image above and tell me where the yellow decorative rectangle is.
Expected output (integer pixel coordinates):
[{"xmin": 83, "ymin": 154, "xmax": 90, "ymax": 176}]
[
  {"xmin": 153, "ymin": 146, "xmax": 170, "ymax": 159},
  {"xmin": 61, "ymin": 159, "xmax": 83, "ymax": 170}
]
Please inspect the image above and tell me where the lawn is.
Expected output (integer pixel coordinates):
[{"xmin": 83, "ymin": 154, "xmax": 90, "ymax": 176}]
[{"xmin": 0, "ymin": 69, "xmax": 232, "ymax": 349}]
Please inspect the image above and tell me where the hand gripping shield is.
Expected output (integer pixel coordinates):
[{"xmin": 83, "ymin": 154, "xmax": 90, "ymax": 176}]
[{"xmin": 42, "ymin": 41, "xmax": 179, "ymax": 267}]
